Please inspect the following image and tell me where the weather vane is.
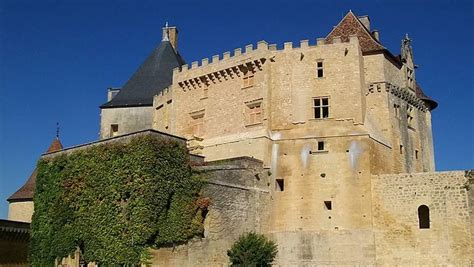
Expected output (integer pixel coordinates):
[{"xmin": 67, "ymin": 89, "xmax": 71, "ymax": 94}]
[{"xmin": 56, "ymin": 122, "xmax": 60, "ymax": 139}]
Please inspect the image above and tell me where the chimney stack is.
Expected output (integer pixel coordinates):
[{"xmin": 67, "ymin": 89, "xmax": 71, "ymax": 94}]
[
  {"xmin": 162, "ymin": 25, "xmax": 178, "ymax": 51},
  {"xmin": 357, "ymin": 15, "xmax": 370, "ymax": 31},
  {"xmin": 372, "ymin": 30, "xmax": 380, "ymax": 41}
]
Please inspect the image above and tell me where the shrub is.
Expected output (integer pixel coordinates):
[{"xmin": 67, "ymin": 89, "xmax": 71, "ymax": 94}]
[{"xmin": 227, "ymin": 232, "xmax": 278, "ymax": 266}]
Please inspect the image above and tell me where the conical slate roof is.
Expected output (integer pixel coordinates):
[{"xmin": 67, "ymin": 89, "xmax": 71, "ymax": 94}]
[
  {"xmin": 101, "ymin": 40, "xmax": 185, "ymax": 108},
  {"xmin": 7, "ymin": 138, "xmax": 63, "ymax": 202}
]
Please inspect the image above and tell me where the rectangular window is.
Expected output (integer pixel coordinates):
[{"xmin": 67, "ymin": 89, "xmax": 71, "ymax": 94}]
[
  {"xmin": 324, "ymin": 201, "xmax": 332, "ymax": 210},
  {"xmin": 400, "ymin": 145, "xmax": 403, "ymax": 154},
  {"xmin": 407, "ymin": 105, "xmax": 414, "ymax": 128},
  {"xmin": 394, "ymin": 104, "xmax": 400, "ymax": 119},
  {"xmin": 191, "ymin": 114, "xmax": 204, "ymax": 137},
  {"xmin": 276, "ymin": 179, "xmax": 284, "ymax": 192},
  {"xmin": 415, "ymin": 150, "xmax": 419, "ymax": 159},
  {"xmin": 110, "ymin": 124, "xmax": 119, "ymax": 137},
  {"xmin": 406, "ymin": 68, "xmax": 414, "ymax": 88},
  {"xmin": 201, "ymin": 82, "xmax": 209, "ymax": 99},
  {"xmin": 245, "ymin": 101, "xmax": 263, "ymax": 125},
  {"xmin": 317, "ymin": 141, "xmax": 325, "ymax": 151},
  {"xmin": 313, "ymin": 97, "xmax": 330, "ymax": 119},
  {"xmin": 242, "ymin": 69, "xmax": 254, "ymax": 88},
  {"xmin": 317, "ymin": 61, "xmax": 324, "ymax": 78}
]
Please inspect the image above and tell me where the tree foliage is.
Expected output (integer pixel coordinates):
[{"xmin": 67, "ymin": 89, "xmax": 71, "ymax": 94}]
[
  {"xmin": 30, "ymin": 136, "xmax": 206, "ymax": 266},
  {"xmin": 227, "ymin": 232, "xmax": 278, "ymax": 267}
]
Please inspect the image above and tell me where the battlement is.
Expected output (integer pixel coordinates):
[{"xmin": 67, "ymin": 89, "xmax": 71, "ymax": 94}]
[
  {"xmin": 153, "ymin": 86, "xmax": 173, "ymax": 108},
  {"xmin": 173, "ymin": 35, "xmax": 359, "ymax": 77}
]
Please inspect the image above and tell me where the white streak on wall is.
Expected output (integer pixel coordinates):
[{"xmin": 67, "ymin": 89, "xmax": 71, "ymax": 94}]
[
  {"xmin": 271, "ymin": 143, "xmax": 280, "ymax": 177},
  {"xmin": 270, "ymin": 131, "xmax": 282, "ymax": 177},
  {"xmin": 349, "ymin": 140, "xmax": 363, "ymax": 171},
  {"xmin": 301, "ymin": 143, "xmax": 312, "ymax": 169}
]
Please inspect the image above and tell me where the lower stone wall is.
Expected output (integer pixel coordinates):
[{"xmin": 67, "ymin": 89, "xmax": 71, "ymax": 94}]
[
  {"xmin": 150, "ymin": 168, "xmax": 473, "ymax": 266},
  {"xmin": 271, "ymin": 230, "xmax": 375, "ymax": 266},
  {"xmin": 149, "ymin": 157, "xmax": 271, "ymax": 267},
  {"xmin": 372, "ymin": 170, "xmax": 473, "ymax": 266}
]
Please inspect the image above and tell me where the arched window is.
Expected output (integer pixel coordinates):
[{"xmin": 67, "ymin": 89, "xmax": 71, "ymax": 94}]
[{"xmin": 418, "ymin": 205, "xmax": 430, "ymax": 229}]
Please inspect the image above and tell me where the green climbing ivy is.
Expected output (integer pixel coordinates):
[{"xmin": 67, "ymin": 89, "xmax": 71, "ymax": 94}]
[{"xmin": 30, "ymin": 135, "xmax": 206, "ymax": 266}]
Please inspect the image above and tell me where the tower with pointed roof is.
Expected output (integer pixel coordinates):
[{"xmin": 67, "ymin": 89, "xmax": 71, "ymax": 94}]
[
  {"xmin": 7, "ymin": 136, "xmax": 63, "ymax": 223},
  {"xmin": 99, "ymin": 24, "xmax": 185, "ymax": 139}
]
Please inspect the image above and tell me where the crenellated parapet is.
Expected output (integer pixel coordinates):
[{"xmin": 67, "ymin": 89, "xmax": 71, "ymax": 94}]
[
  {"xmin": 173, "ymin": 35, "xmax": 360, "ymax": 91},
  {"xmin": 367, "ymin": 82, "xmax": 429, "ymax": 112},
  {"xmin": 153, "ymin": 86, "xmax": 173, "ymax": 107}
]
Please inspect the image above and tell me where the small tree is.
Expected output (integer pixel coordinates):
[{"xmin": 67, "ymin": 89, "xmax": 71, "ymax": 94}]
[{"xmin": 227, "ymin": 232, "xmax": 278, "ymax": 266}]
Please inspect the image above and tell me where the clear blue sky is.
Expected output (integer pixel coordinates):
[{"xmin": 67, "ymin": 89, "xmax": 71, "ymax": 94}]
[{"xmin": 0, "ymin": 0, "xmax": 473, "ymax": 219}]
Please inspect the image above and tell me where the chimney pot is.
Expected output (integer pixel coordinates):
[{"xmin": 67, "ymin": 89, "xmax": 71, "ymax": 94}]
[
  {"xmin": 162, "ymin": 26, "xmax": 178, "ymax": 51},
  {"xmin": 357, "ymin": 15, "xmax": 370, "ymax": 31},
  {"xmin": 372, "ymin": 30, "xmax": 380, "ymax": 41}
]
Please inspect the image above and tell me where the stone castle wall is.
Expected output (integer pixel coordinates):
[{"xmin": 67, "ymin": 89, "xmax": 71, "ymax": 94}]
[
  {"xmin": 149, "ymin": 157, "xmax": 271, "ymax": 266},
  {"xmin": 7, "ymin": 201, "xmax": 34, "ymax": 223},
  {"xmin": 149, "ymin": 169, "xmax": 473, "ymax": 266},
  {"xmin": 148, "ymin": 35, "xmax": 445, "ymax": 266},
  {"xmin": 372, "ymin": 170, "xmax": 473, "ymax": 266},
  {"xmin": 100, "ymin": 106, "xmax": 153, "ymax": 139}
]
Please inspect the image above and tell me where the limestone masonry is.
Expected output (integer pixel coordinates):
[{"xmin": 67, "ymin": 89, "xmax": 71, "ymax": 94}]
[{"xmin": 8, "ymin": 11, "xmax": 473, "ymax": 266}]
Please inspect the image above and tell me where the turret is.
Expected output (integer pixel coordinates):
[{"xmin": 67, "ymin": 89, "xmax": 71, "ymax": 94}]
[{"xmin": 7, "ymin": 131, "xmax": 63, "ymax": 223}]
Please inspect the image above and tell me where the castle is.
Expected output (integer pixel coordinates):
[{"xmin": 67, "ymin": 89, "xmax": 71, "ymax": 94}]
[{"xmin": 7, "ymin": 11, "xmax": 473, "ymax": 266}]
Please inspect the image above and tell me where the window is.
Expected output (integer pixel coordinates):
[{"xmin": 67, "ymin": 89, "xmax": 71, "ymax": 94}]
[
  {"xmin": 317, "ymin": 141, "xmax": 325, "ymax": 151},
  {"xmin": 191, "ymin": 114, "xmax": 204, "ymax": 137},
  {"xmin": 399, "ymin": 145, "xmax": 403, "ymax": 154},
  {"xmin": 415, "ymin": 150, "xmax": 419, "ymax": 159},
  {"xmin": 418, "ymin": 205, "xmax": 430, "ymax": 229},
  {"xmin": 242, "ymin": 69, "xmax": 254, "ymax": 88},
  {"xmin": 246, "ymin": 101, "xmax": 263, "ymax": 125},
  {"xmin": 394, "ymin": 104, "xmax": 400, "ymax": 119},
  {"xmin": 316, "ymin": 61, "xmax": 324, "ymax": 78},
  {"xmin": 201, "ymin": 82, "xmax": 209, "ymax": 99},
  {"xmin": 110, "ymin": 124, "xmax": 119, "ymax": 137},
  {"xmin": 313, "ymin": 97, "xmax": 330, "ymax": 119},
  {"xmin": 406, "ymin": 67, "xmax": 414, "ymax": 88},
  {"xmin": 275, "ymin": 179, "xmax": 284, "ymax": 192},
  {"xmin": 190, "ymin": 110, "xmax": 205, "ymax": 137},
  {"xmin": 407, "ymin": 105, "xmax": 414, "ymax": 128},
  {"xmin": 324, "ymin": 201, "xmax": 332, "ymax": 210}
]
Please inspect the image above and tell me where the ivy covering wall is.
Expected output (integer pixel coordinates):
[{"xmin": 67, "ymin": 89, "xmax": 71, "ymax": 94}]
[{"xmin": 30, "ymin": 136, "xmax": 205, "ymax": 266}]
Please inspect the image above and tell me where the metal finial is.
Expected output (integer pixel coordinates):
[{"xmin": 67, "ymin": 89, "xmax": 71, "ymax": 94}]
[{"xmin": 56, "ymin": 122, "xmax": 60, "ymax": 139}]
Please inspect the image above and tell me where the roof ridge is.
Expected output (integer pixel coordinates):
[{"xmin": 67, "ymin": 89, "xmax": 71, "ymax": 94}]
[
  {"xmin": 352, "ymin": 13, "xmax": 385, "ymax": 48},
  {"xmin": 325, "ymin": 11, "xmax": 386, "ymax": 52}
]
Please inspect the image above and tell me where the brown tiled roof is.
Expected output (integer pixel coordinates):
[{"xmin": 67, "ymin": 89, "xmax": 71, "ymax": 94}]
[
  {"xmin": 47, "ymin": 138, "xmax": 63, "ymax": 153},
  {"xmin": 325, "ymin": 11, "xmax": 385, "ymax": 53},
  {"xmin": 7, "ymin": 138, "xmax": 63, "ymax": 202},
  {"xmin": 7, "ymin": 169, "xmax": 37, "ymax": 202}
]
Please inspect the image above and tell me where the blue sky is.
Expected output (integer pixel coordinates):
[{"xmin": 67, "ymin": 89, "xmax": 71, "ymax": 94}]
[{"xmin": 0, "ymin": 0, "xmax": 472, "ymax": 219}]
